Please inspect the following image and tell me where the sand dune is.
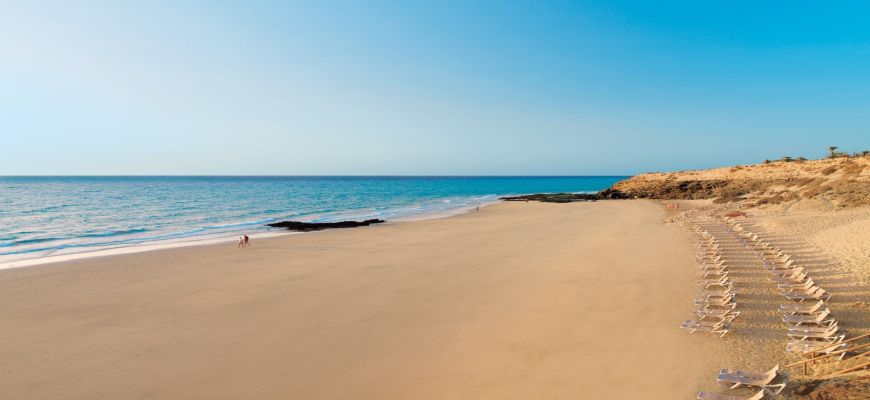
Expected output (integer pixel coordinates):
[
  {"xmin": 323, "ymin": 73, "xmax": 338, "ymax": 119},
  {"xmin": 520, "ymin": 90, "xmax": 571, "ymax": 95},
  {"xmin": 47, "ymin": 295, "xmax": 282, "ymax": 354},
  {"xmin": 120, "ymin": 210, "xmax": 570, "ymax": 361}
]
[{"xmin": 613, "ymin": 157, "xmax": 870, "ymax": 208}]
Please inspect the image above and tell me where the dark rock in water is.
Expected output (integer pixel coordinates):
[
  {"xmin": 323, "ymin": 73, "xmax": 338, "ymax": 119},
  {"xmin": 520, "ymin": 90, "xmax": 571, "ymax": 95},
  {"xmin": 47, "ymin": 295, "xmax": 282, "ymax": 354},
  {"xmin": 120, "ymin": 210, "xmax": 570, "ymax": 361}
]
[
  {"xmin": 501, "ymin": 193, "xmax": 597, "ymax": 203},
  {"xmin": 597, "ymin": 188, "xmax": 630, "ymax": 199},
  {"xmin": 500, "ymin": 189, "xmax": 628, "ymax": 203},
  {"xmin": 267, "ymin": 219, "xmax": 385, "ymax": 231}
]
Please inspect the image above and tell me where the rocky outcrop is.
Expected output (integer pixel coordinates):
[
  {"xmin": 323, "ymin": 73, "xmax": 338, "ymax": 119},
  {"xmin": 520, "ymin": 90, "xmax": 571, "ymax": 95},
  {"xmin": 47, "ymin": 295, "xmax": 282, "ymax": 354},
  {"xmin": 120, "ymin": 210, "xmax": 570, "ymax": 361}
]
[
  {"xmin": 500, "ymin": 188, "xmax": 629, "ymax": 203},
  {"xmin": 267, "ymin": 219, "xmax": 385, "ymax": 231},
  {"xmin": 612, "ymin": 177, "xmax": 777, "ymax": 201},
  {"xmin": 610, "ymin": 157, "xmax": 870, "ymax": 208}
]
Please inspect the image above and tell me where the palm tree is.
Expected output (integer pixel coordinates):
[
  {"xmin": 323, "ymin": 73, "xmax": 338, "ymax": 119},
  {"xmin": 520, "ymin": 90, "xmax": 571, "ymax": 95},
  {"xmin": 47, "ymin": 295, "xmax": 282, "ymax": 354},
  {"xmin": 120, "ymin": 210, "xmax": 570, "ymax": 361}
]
[{"xmin": 829, "ymin": 146, "xmax": 838, "ymax": 158}]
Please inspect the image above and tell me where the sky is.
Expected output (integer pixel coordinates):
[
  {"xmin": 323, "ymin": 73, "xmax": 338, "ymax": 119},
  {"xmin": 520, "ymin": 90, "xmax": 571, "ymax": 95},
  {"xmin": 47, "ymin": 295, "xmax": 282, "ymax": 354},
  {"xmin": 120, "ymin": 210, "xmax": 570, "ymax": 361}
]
[{"xmin": 1, "ymin": 1, "xmax": 869, "ymax": 175}]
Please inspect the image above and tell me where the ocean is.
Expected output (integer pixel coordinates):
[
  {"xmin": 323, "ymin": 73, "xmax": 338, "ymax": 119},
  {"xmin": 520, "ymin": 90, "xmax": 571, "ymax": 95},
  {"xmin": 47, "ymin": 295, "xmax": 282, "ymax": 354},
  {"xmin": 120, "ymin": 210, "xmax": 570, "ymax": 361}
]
[{"xmin": 0, "ymin": 176, "xmax": 626, "ymax": 264}]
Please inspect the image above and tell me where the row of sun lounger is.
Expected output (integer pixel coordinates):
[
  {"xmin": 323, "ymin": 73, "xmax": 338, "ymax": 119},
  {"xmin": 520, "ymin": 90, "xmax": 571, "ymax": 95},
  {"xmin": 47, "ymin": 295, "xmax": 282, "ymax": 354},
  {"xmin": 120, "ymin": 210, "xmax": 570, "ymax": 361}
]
[
  {"xmin": 676, "ymin": 207, "xmax": 785, "ymax": 400},
  {"xmin": 680, "ymin": 223, "xmax": 739, "ymax": 338},
  {"xmin": 678, "ymin": 205, "xmax": 870, "ymax": 398},
  {"xmin": 727, "ymin": 219, "xmax": 848, "ymax": 359},
  {"xmin": 676, "ymin": 206, "xmax": 799, "ymax": 399}
]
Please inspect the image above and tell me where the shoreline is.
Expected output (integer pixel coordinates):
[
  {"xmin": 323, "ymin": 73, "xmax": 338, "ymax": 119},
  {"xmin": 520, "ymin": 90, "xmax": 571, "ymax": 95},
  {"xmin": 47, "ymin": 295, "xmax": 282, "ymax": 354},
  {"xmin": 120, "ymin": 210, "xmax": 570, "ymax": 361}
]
[
  {"xmin": 1, "ymin": 176, "xmax": 625, "ymax": 271},
  {"xmin": 0, "ymin": 200, "xmax": 500, "ymax": 271},
  {"xmin": 0, "ymin": 231, "xmax": 295, "ymax": 271}
]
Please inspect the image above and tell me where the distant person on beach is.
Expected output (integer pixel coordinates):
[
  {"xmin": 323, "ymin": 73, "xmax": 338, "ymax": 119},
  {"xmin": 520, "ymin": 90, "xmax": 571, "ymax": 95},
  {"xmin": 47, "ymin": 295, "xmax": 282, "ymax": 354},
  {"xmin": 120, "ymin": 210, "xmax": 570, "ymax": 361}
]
[
  {"xmin": 237, "ymin": 236, "xmax": 245, "ymax": 248},
  {"xmin": 475, "ymin": 206, "xmax": 479, "ymax": 212},
  {"xmin": 243, "ymin": 234, "xmax": 250, "ymax": 247}
]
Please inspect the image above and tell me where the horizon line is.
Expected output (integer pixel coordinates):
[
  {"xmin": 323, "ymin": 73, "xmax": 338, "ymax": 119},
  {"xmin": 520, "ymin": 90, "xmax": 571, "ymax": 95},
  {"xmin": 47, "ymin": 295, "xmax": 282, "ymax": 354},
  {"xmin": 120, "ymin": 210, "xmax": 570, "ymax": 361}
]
[{"xmin": 0, "ymin": 174, "xmax": 633, "ymax": 178}]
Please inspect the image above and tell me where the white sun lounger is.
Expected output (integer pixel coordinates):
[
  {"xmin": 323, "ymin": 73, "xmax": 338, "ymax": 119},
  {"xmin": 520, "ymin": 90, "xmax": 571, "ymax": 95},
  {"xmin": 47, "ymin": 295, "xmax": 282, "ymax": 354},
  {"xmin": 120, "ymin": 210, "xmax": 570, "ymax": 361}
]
[
  {"xmin": 694, "ymin": 298, "xmax": 737, "ymax": 310},
  {"xmin": 681, "ymin": 319, "xmax": 730, "ymax": 337},
  {"xmin": 761, "ymin": 250, "xmax": 791, "ymax": 263},
  {"xmin": 786, "ymin": 336, "xmax": 847, "ymax": 358},
  {"xmin": 761, "ymin": 250, "xmax": 789, "ymax": 260},
  {"xmin": 772, "ymin": 271, "xmax": 808, "ymax": 284},
  {"xmin": 784, "ymin": 286, "xmax": 831, "ymax": 302},
  {"xmin": 698, "ymin": 285, "xmax": 735, "ymax": 298},
  {"xmin": 699, "ymin": 238, "xmax": 719, "ymax": 246},
  {"xmin": 764, "ymin": 257, "xmax": 792, "ymax": 267},
  {"xmin": 717, "ymin": 364, "xmax": 785, "ymax": 394},
  {"xmin": 768, "ymin": 261, "xmax": 797, "ymax": 274},
  {"xmin": 699, "ymin": 270, "xmax": 729, "ymax": 280},
  {"xmin": 698, "ymin": 264, "xmax": 728, "ymax": 274},
  {"xmin": 768, "ymin": 262, "xmax": 801, "ymax": 273},
  {"xmin": 694, "ymin": 309, "xmax": 741, "ymax": 322},
  {"xmin": 779, "ymin": 300, "xmax": 824, "ymax": 315},
  {"xmin": 765, "ymin": 261, "xmax": 800, "ymax": 272},
  {"xmin": 758, "ymin": 247, "xmax": 781, "ymax": 256},
  {"xmin": 702, "ymin": 276, "xmax": 732, "ymax": 288},
  {"xmin": 753, "ymin": 241, "xmax": 774, "ymax": 249},
  {"xmin": 697, "ymin": 389, "xmax": 767, "ymax": 400},
  {"xmin": 698, "ymin": 255, "xmax": 724, "ymax": 264},
  {"xmin": 695, "ymin": 294, "xmax": 736, "ymax": 308},
  {"xmin": 738, "ymin": 231, "xmax": 759, "ymax": 241},
  {"xmin": 768, "ymin": 265, "xmax": 803, "ymax": 277},
  {"xmin": 777, "ymin": 279, "xmax": 815, "ymax": 292},
  {"xmin": 788, "ymin": 319, "xmax": 836, "ymax": 330},
  {"xmin": 782, "ymin": 308, "xmax": 831, "ymax": 325},
  {"xmin": 697, "ymin": 293, "xmax": 736, "ymax": 304},
  {"xmin": 698, "ymin": 259, "xmax": 727, "ymax": 267},
  {"xmin": 787, "ymin": 325, "xmax": 839, "ymax": 341},
  {"xmin": 756, "ymin": 246, "xmax": 779, "ymax": 254}
]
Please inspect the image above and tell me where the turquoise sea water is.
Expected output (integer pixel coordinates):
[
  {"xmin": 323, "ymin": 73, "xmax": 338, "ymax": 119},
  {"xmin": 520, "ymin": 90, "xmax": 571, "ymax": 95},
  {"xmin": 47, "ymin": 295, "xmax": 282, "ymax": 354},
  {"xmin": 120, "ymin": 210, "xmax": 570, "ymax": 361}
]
[{"xmin": 0, "ymin": 176, "xmax": 626, "ymax": 262}]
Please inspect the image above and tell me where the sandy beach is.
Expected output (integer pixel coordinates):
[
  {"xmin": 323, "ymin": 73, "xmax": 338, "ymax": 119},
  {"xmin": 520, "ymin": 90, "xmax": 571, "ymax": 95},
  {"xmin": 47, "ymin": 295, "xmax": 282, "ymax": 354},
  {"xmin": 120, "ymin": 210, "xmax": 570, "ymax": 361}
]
[
  {"xmin": 6, "ymin": 1, "xmax": 870, "ymax": 397},
  {"xmin": 0, "ymin": 200, "xmax": 738, "ymax": 399},
  {"xmin": 4, "ymin": 198, "xmax": 868, "ymax": 399}
]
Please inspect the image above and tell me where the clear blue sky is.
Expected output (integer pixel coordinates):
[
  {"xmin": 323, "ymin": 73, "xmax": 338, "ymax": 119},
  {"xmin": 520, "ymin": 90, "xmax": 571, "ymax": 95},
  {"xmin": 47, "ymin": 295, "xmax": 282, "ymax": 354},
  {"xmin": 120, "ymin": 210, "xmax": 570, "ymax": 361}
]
[{"xmin": 2, "ymin": 1, "xmax": 869, "ymax": 175}]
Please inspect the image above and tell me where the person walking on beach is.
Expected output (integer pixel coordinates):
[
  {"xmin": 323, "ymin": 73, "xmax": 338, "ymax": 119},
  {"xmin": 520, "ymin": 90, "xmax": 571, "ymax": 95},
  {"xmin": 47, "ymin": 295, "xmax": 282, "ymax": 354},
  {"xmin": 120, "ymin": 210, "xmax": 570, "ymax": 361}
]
[
  {"xmin": 237, "ymin": 236, "xmax": 245, "ymax": 248},
  {"xmin": 243, "ymin": 234, "xmax": 250, "ymax": 247}
]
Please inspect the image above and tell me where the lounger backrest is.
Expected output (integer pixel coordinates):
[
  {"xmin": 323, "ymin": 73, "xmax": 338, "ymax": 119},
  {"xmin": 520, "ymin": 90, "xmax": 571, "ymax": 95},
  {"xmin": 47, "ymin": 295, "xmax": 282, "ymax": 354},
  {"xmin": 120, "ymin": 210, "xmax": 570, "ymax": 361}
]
[{"xmin": 748, "ymin": 390, "xmax": 766, "ymax": 400}]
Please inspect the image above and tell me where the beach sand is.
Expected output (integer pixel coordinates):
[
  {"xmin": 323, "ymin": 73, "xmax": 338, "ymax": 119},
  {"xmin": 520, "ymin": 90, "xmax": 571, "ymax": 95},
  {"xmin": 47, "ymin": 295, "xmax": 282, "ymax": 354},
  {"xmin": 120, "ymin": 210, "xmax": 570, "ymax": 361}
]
[
  {"xmin": 0, "ymin": 200, "xmax": 782, "ymax": 399},
  {"xmin": 743, "ymin": 204, "xmax": 870, "ymax": 375}
]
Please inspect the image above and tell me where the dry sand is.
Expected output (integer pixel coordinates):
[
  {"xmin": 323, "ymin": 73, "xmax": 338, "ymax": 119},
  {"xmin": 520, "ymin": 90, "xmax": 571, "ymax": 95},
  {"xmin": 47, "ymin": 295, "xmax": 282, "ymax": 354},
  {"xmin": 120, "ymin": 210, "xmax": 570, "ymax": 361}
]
[
  {"xmin": 0, "ymin": 200, "xmax": 781, "ymax": 399},
  {"xmin": 751, "ymin": 205, "xmax": 870, "ymax": 286}
]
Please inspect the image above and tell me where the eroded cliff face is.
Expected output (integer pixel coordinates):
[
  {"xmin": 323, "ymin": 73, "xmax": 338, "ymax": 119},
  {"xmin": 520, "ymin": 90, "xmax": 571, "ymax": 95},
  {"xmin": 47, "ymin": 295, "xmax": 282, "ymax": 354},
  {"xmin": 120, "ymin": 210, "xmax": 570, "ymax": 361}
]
[{"xmin": 611, "ymin": 157, "xmax": 870, "ymax": 208}]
